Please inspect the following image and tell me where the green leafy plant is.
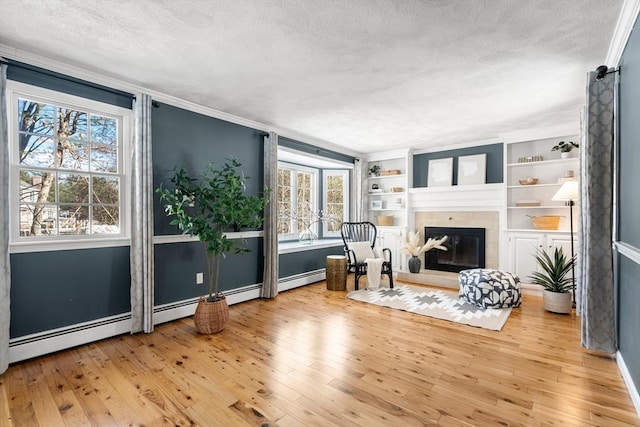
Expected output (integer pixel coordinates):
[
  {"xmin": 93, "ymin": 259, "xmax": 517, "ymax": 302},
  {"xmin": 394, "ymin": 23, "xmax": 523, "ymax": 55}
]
[
  {"xmin": 156, "ymin": 158, "xmax": 270, "ymax": 301},
  {"xmin": 529, "ymin": 246, "xmax": 575, "ymax": 293},
  {"xmin": 551, "ymin": 141, "xmax": 579, "ymax": 153},
  {"xmin": 368, "ymin": 164, "xmax": 381, "ymax": 176}
]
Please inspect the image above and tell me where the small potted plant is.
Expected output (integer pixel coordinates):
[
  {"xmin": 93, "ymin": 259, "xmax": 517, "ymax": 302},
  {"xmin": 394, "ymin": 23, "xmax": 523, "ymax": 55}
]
[
  {"xmin": 368, "ymin": 164, "xmax": 381, "ymax": 177},
  {"xmin": 401, "ymin": 231, "xmax": 448, "ymax": 273},
  {"xmin": 551, "ymin": 141, "xmax": 579, "ymax": 159},
  {"xmin": 157, "ymin": 158, "xmax": 270, "ymax": 334},
  {"xmin": 529, "ymin": 246, "xmax": 575, "ymax": 314}
]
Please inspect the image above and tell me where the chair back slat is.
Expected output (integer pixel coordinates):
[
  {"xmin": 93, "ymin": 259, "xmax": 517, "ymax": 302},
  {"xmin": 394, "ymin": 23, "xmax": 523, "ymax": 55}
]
[{"xmin": 340, "ymin": 222, "xmax": 377, "ymax": 249}]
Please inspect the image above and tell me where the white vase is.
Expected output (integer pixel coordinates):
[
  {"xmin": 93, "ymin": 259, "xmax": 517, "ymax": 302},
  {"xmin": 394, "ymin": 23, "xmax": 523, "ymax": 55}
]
[{"xmin": 561, "ymin": 152, "xmax": 570, "ymax": 159}]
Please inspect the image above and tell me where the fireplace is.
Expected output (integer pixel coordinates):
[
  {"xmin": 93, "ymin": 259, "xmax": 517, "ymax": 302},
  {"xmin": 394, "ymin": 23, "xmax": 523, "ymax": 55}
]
[{"xmin": 424, "ymin": 227, "xmax": 486, "ymax": 273}]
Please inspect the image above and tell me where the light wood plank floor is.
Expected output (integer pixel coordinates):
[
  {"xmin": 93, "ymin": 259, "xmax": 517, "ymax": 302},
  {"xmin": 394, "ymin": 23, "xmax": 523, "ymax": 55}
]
[{"xmin": 1, "ymin": 279, "xmax": 639, "ymax": 426}]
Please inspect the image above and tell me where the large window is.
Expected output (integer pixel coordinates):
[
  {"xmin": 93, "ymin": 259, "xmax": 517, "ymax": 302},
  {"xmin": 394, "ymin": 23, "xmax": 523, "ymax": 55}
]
[
  {"xmin": 277, "ymin": 163, "xmax": 317, "ymax": 239},
  {"xmin": 9, "ymin": 82, "xmax": 129, "ymax": 243},
  {"xmin": 323, "ymin": 170, "xmax": 349, "ymax": 236}
]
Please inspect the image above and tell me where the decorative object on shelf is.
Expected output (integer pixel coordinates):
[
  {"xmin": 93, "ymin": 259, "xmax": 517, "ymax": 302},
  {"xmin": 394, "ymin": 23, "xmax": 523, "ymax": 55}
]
[
  {"xmin": 281, "ymin": 209, "xmax": 339, "ymax": 245},
  {"xmin": 390, "ymin": 186, "xmax": 404, "ymax": 192},
  {"xmin": 551, "ymin": 179, "xmax": 579, "ymax": 307},
  {"xmin": 401, "ymin": 231, "xmax": 448, "ymax": 273},
  {"xmin": 518, "ymin": 177, "xmax": 539, "ymax": 185},
  {"xmin": 370, "ymin": 200, "xmax": 383, "ymax": 210},
  {"xmin": 371, "ymin": 183, "xmax": 379, "ymax": 190},
  {"xmin": 564, "ymin": 170, "xmax": 574, "ymax": 178},
  {"xmin": 156, "ymin": 158, "xmax": 270, "ymax": 334},
  {"xmin": 376, "ymin": 215, "xmax": 394, "ymax": 226},
  {"xmin": 517, "ymin": 155, "xmax": 543, "ymax": 163},
  {"xmin": 529, "ymin": 247, "xmax": 575, "ymax": 314},
  {"xmin": 427, "ymin": 157, "xmax": 453, "ymax": 187},
  {"xmin": 516, "ymin": 200, "xmax": 541, "ymax": 207},
  {"xmin": 551, "ymin": 141, "xmax": 579, "ymax": 159},
  {"xmin": 528, "ymin": 215, "xmax": 561, "ymax": 230},
  {"xmin": 368, "ymin": 164, "xmax": 381, "ymax": 177},
  {"xmin": 381, "ymin": 169, "xmax": 402, "ymax": 176},
  {"xmin": 457, "ymin": 153, "xmax": 486, "ymax": 185}
]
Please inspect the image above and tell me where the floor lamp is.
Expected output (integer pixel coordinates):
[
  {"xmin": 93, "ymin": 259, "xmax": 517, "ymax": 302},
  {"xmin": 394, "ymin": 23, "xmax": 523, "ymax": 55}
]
[{"xmin": 551, "ymin": 180, "xmax": 579, "ymax": 308}]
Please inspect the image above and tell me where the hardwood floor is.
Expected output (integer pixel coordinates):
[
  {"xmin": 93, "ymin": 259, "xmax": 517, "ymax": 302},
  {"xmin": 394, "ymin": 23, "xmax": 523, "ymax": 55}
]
[{"xmin": 1, "ymin": 279, "xmax": 639, "ymax": 426}]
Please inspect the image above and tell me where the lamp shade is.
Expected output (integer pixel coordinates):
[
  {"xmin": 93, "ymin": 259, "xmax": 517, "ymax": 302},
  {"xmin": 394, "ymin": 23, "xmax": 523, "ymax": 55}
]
[{"xmin": 552, "ymin": 180, "xmax": 579, "ymax": 201}]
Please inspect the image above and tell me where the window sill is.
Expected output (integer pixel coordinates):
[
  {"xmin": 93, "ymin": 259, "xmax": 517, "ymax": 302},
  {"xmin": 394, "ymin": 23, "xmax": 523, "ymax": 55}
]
[
  {"xmin": 279, "ymin": 239, "xmax": 343, "ymax": 254},
  {"xmin": 10, "ymin": 236, "xmax": 131, "ymax": 254}
]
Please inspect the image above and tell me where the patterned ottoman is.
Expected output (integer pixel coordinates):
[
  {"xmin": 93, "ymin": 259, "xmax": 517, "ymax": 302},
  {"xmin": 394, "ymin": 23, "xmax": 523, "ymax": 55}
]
[{"xmin": 458, "ymin": 269, "xmax": 522, "ymax": 309}]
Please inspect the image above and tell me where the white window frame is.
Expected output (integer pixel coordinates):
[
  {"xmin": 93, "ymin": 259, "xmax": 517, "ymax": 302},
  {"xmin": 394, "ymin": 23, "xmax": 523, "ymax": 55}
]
[
  {"xmin": 277, "ymin": 161, "xmax": 318, "ymax": 241},
  {"xmin": 322, "ymin": 169, "xmax": 349, "ymax": 237},
  {"xmin": 7, "ymin": 81, "xmax": 132, "ymax": 253}
]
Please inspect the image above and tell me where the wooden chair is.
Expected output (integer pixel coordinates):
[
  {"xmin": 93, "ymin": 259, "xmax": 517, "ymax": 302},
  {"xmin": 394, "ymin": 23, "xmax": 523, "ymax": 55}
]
[{"xmin": 340, "ymin": 221, "xmax": 394, "ymax": 290}]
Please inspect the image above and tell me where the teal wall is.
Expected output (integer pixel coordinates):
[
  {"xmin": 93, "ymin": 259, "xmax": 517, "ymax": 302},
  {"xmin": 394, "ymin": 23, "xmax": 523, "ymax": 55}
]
[
  {"xmin": 413, "ymin": 143, "xmax": 503, "ymax": 187},
  {"xmin": 616, "ymin": 16, "xmax": 640, "ymax": 391}
]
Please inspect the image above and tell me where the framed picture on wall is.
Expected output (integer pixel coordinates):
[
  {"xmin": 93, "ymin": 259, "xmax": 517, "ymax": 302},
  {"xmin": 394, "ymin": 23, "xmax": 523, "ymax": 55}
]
[
  {"xmin": 370, "ymin": 200, "xmax": 383, "ymax": 210},
  {"xmin": 427, "ymin": 158, "xmax": 453, "ymax": 187},
  {"xmin": 457, "ymin": 154, "xmax": 486, "ymax": 185}
]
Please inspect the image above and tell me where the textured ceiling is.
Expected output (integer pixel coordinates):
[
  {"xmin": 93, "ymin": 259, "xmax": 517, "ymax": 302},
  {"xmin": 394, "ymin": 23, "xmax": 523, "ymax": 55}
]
[{"xmin": 0, "ymin": 0, "xmax": 623, "ymax": 155}]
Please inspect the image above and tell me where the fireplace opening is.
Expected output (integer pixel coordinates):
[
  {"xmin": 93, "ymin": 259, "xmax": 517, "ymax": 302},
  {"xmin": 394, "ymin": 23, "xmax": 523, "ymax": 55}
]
[{"xmin": 424, "ymin": 226, "xmax": 486, "ymax": 273}]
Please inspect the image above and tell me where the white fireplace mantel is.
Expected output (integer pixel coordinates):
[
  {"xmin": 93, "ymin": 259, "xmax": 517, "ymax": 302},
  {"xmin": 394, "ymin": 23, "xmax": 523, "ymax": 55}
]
[{"xmin": 408, "ymin": 183, "xmax": 505, "ymax": 212}]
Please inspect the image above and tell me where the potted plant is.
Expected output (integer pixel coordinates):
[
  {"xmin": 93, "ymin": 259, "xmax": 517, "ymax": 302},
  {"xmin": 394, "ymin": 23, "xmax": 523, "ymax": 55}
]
[
  {"xmin": 551, "ymin": 141, "xmax": 579, "ymax": 159},
  {"xmin": 368, "ymin": 164, "xmax": 381, "ymax": 177},
  {"xmin": 156, "ymin": 158, "xmax": 270, "ymax": 334},
  {"xmin": 529, "ymin": 246, "xmax": 575, "ymax": 314},
  {"xmin": 401, "ymin": 231, "xmax": 448, "ymax": 273}
]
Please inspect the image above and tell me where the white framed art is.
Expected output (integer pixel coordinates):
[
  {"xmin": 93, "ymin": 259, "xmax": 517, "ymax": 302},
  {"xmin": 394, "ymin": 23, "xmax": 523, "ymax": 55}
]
[
  {"xmin": 457, "ymin": 154, "xmax": 486, "ymax": 185},
  {"xmin": 427, "ymin": 158, "xmax": 453, "ymax": 187}
]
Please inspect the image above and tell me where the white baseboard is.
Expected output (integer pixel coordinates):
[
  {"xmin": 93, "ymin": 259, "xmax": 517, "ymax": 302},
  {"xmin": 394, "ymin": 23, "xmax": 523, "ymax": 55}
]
[
  {"xmin": 617, "ymin": 351, "xmax": 640, "ymax": 417},
  {"xmin": 278, "ymin": 269, "xmax": 325, "ymax": 292},
  {"xmin": 8, "ymin": 271, "xmax": 325, "ymax": 364},
  {"xmin": 520, "ymin": 283, "xmax": 543, "ymax": 297},
  {"xmin": 8, "ymin": 313, "xmax": 132, "ymax": 363}
]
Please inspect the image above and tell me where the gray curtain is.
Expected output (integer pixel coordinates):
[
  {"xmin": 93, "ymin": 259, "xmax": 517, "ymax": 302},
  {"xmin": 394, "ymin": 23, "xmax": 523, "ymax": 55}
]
[
  {"xmin": 579, "ymin": 70, "xmax": 616, "ymax": 353},
  {"xmin": 0, "ymin": 64, "xmax": 10, "ymax": 374},
  {"xmin": 261, "ymin": 131, "xmax": 279, "ymax": 298},
  {"xmin": 354, "ymin": 158, "xmax": 365, "ymax": 221},
  {"xmin": 130, "ymin": 94, "xmax": 154, "ymax": 333}
]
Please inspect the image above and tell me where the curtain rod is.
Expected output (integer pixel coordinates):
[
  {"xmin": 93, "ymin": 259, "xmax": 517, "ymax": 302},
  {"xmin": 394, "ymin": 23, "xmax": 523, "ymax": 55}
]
[{"xmin": 1, "ymin": 58, "xmax": 135, "ymax": 100}]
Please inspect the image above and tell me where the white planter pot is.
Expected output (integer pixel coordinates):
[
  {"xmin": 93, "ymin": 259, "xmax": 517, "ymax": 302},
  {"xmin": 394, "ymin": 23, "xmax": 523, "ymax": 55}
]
[
  {"xmin": 543, "ymin": 290, "xmax": 572, "ymax": 314},
  {"xmin": 561, "ymin": 152, "xmax": 571, "ymax": 159}
]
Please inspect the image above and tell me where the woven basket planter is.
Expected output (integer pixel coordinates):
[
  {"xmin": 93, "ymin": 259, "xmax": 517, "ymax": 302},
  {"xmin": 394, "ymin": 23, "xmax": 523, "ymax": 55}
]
[
  {"xmin": 194, "ymin": 295, "xmax": 230, "ymax": 334},
  {"xmin": 543, "ymin": 290, "xmax": 572, "ymax": 314}
]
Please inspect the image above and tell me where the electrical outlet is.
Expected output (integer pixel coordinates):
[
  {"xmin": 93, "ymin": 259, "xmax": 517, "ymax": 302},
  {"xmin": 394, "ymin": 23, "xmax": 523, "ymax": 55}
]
[{"xmin": 196, "ymin": 272, "xmax": 204, "ymax": 284}]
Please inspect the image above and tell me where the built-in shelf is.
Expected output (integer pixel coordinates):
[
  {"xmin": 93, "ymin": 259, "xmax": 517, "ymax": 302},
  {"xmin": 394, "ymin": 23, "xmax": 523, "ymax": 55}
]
[
  {"xmin": 368, "ymin": 192, "xmax": 407, "ymax": 196},
  {"xmin": 507, "ymin": 158, "xmax": 579, "ymax": 168},
  {"xmin": 505, "ymin": 228, "xmax": 574, "ymax": 234},
  {"xmin": 367, "ymin": 174, "xmax": 407, "ymax": 180},
  {"xmin": 507, "ymin": 183, "xmax": 563, "ymax": 189},
  {"xmin": 507, "ymin": 206, "xmax": 566, "ymax": 209}
]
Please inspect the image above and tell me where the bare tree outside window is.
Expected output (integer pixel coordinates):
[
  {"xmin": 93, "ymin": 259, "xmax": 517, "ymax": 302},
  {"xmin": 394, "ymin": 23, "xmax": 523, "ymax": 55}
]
[{"xmin": 17, "ymin": 98, "xmax": 120, "ymax": 237}]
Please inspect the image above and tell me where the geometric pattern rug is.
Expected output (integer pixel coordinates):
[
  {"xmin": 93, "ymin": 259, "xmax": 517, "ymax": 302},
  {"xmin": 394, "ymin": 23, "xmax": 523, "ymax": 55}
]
[{"xmin": 347, "ymin": 284, "xmax": 512, "ymax": 331}]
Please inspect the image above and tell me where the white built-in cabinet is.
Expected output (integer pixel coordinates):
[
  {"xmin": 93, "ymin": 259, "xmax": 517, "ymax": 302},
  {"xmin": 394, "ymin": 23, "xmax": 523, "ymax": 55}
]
[
  {"xmin": 508, "ymin": 232, "xmax": 576, "ymax": 284},
  {"xmin": 504, "ymin": 132, "xmax": 579, "ymax": 283},
  {"xmin": 365, "ymin": 149, "xmax": 412, "ymax": 270}
]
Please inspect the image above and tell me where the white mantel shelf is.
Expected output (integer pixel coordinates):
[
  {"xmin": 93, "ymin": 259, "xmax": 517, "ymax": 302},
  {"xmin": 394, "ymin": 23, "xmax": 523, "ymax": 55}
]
[{"xmin": 409, "ymin": 183, "xmax": 505, "ymax": 211}]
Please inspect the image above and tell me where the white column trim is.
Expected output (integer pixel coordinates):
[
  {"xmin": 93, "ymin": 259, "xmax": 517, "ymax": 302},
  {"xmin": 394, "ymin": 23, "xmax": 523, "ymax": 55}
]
[{"xmin": 606, "ymin": 0, "xmax": 640, "ymax": 67}]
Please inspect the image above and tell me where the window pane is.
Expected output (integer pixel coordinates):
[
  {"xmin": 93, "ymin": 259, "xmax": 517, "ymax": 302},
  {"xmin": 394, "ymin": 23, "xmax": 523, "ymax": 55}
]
[
  {"xmin": 19, "ymin": 135, "xmax": 55, "ymax": 167},
  {"xmin": 90, "ymin": 115, "xmax": 117, "ymax": 145},
  {"xmin": 60, "ymin": 140, "xmax": 89, "ymax": 170},
  {"xmin": 59, "ymin": 205, "xmax": 89, "ymax": 235},
  {"xmin": 92, "ymin": 206, "xmax": 120, "ymax": 234},
  {"xmin": 19, "ymin": 203, "xmax": 58, "ymax": 236},
  {"xmin": 92, "ymin": 176, "xmax": 119, "ymax": 205},
  {"xmin": 58, "ymin": 108, "xmax": 87, "ymax": 141},
  {"xmin": 58, "ymin": 173, "xmax": 89, "ymax": 204},
  {"xmin": 19, "ymin": 170, "xmax": 56, "ymax": 203},
  {"xmin": 90, "ymin": 144, "xmax": 117, "ymax": 172},
  {"xmin": 18, "ymin": 100, "xmax": 56, "ymax": 136}
]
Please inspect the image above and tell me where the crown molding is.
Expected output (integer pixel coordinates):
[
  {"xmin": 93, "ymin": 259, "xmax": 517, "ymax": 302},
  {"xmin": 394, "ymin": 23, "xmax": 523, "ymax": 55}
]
[
  {"xmin": 499, "ymin": 123, "xmax": 579, "ymax": 144},
  {"xmin": 0, "ymin": 44, "xmax": 359, "ymax": 158},
  {"xmin": 606, "ymin": 0, "xmax": 640, "ymax": 67}
]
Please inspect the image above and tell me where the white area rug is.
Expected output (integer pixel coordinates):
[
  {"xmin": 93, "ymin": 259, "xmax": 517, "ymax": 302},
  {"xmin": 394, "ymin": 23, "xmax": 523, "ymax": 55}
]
[{"xmin": 347, "ymin": 284, "xmax": 512, "ymax": 331}]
